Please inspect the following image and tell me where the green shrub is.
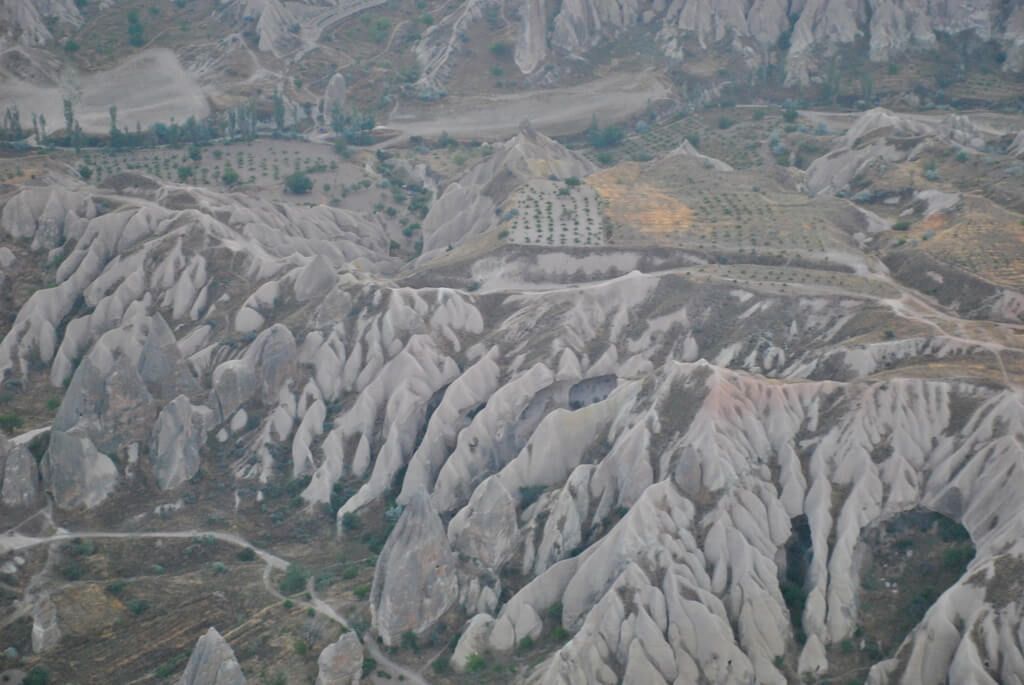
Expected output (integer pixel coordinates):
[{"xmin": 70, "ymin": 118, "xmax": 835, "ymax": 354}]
[
  {"xmin": 128, "ymin": 599, "xmax": 150, "ymax": 615},
  {"xmin": 155, "ymin": 652, "xmax": 187, "ymax": 678},
  {"xmin": 353, "ymin": 584, "xmax": 370, "ymax": 600},
  {"xmin": 489, "ymin": 42, "xmax": 513, "ymax": 60},
  {"xmin": 0, "ymin": 414, "xmax": 24, "ymax": 432},
  {"xmin": 236, "ymin": 547, "xmax": 256, "ymax": 562},
  {"xmin": 401, "ymin": 630, "xmax": 418, "ymax": 651},
  {"xmin": 23, "ymin": 667, "xmax": 50, "ymax": 685},
  {"xmin": 106, "ymin": 580, "xmax": 127, "ymax": 595},
  {"xmin": 341, "ymin": 512, "xmax": 361, "ymax": 531},
  {"xmin": 892, "ymin": 220, "xmax": 912, "ymax": 231},
  {"xmin": 279, "ymin": 564, "xmax": 309, "ymax": 595},
  {"xmin": 284, "ymin": 171, "xmax": 313, "ymax": 194},
  {"xmin": 466, "ymin": 653, "xmax": 487, "ymax": 673},
  {"xmin": 61, "ymin": 560, "xmax": 85, "ymax": 581}
]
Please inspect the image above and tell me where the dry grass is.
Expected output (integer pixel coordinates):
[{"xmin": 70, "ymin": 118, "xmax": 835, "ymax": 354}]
[{"xmin": 589, "ymin": 163, "xmax": 694, "ymax": 240}]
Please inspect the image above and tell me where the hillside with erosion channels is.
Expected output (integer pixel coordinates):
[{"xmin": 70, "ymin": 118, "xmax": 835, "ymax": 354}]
[{"xmin": 2, "ymin": 0, "xmax": 1024, "ymax": 684}]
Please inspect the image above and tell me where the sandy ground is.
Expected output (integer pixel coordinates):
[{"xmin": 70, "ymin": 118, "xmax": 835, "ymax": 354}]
[
  {"xmin": 387, "ymin": 71, "xmax": 672, "ymax": 140},
  {"xmin": 0, "ymin": 48, "xmax": 209, "ymax": 135}
]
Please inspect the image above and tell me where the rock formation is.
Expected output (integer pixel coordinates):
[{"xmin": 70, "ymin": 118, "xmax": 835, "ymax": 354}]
[
  {"xmin": 369, "ymin": 491, "xmax": 460, "ymax": 645},
  {"xmin": 324, "ymin": 73, "xmax": 348, "ymax": 115},
  {"xmin": 0, "ymin": 434, "xmax": 39, "ymax": 508},
  {"xmin": 416, "ymin": 0, "xmax": 1024, "ymax": 87},
  {"xmin": 178, "ymin": 627, "xmax": 247, "ymax": 685},
  {"xmin": 315, "ymin": 631, "xmax": 363, "ymax": 685},
  {"xmin": 31, "ymin": 596, "xmax": 60, "ymax": 653}
]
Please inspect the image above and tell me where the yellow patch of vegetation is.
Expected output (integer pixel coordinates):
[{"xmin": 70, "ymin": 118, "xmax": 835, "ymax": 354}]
[
  {"xmin": 925, "ymin": 207, "xmax": 1024, "ymax": 289},
  {"xmin": 590, "ymin": 163, "xmax": 693, "ymax": 237}
]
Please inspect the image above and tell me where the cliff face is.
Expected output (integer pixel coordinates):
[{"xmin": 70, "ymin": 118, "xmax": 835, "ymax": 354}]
[{"xmin": 513, "ymin": 0, "xmax": 1024, "ymax": 84}]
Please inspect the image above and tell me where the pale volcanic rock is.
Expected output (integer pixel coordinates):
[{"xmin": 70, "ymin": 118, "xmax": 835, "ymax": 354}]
[
  {"xmin": 323, "ymin": 73, "xmax": 348, "ymax": 116},
  {"xmin": 0, "ymin": 433, "xmax": 40, "ymax": 508},
  {"xmin": 447, "ymin": 476, "xmax": 520, "ymax": 570},
  {"xmin": 178, "ymin": 627, "xmax": 247, "ymax": 685},
  {"xmin": 31, "ymin": 595, "xmax": 60, "ymax": 653},
  {"xmin": 369, "ymin": 491, "xmax": 460, "ymax": 646},
  {"xmin": 151, "ymin": 395, "xmax": 213, "ymax": 490},
  {"xmin": 516, "ymin": 0, "xmax": 549, "ymax": 74},
  {"xmin": 315, "ymin": 631, "xmax": 363, "ymax": 685}
]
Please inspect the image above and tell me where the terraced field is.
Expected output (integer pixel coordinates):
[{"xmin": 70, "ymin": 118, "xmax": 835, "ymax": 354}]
[
  {"xmin": 506, "ymin": 180, "xmax": 606, "ymax": 247},
  {"xmin": 586, "ymin": 109, "xmax": 780, "ymax": 169}
]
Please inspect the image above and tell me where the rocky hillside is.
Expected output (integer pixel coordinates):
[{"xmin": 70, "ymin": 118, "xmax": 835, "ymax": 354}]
[
  {"xmin": 1, "ymin": 102, "xmax": 1023, "ymax": 683},
  {"xmin": 412, "ymin": 0, "xmax": 1024, "ymax": 90}
]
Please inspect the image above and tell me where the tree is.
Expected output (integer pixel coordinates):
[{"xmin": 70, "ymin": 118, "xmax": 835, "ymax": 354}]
[
  {"xmin": 79, "ymin": 164, "xmax": 93, "ymax": 180},
  {"xmin": 586, "ymin": 118, "xmax": 623, "ymax": 149},
  {"xmin": 177, "ymin": 165, "xmax": 194, "ymax": 182},
  {"xmin": 333, "ymin": 138, "xmax": 350, "ymax": 159},
  {"xmin": 109, "ymin": 105, "xmax": 119, "ymax": 146},
  {"xmin": 273, "ymin": 91, "xmax": 286, "ymax": 132},
  {"xmin": 23, "ymin": 667, "xmax": 50, "ymax": 685},
  {"xmin": 284, "ymin": 171, "xmax": 312, "ymax": 194},
  {"xmin": 63, "ymin": 99, "xmax": 75, "ymax": 138},
  {"xmin": 279, "ymin": 564, "xmax": 309, "ymax": 595},
  {"xmin": 128, "ymin": 10, "xmax": 145, "ymax": 46},
  {"xmin": 2, "ymin": 106, "xmax": 23, "ymax": 139},
  {"xmin": 222, "ymin": 167, "xmax": 239, "ymax": 186},
  {"xmin": 188, "ymin": 144, "xmax": 202, "ymax": 162}
]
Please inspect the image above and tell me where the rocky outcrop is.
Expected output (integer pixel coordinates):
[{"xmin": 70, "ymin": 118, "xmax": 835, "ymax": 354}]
[
  {"xmin": 234, "ymin": 0, "xmax": 300, "ymax": 57},
  {"xmin": 0, "ymin": 0, "xmax": 83, "ymax": 47},
  {"xmin": 31, "ymin": 596, "xmax": 60, "ymax": 653},
  {"xmin": 178, "ymin": 627, "xmax": 246, "ymax": 685},
  {"xmin": 515, "ymin": 0, "xmax": 549, "ymax": 74},
  {"xmin": 370, "ymin": 491, "xmax": 460, "ymax": 646},
  {"xmin": 323, "ymin": 73, "xmax": 348, "ymax": 115},
  {"xmin": 44, "ymin": 430, "xmax": 118, "ymax": 509},
  {"xmin": 0, "ymin": 434, "xmax": 40, "ymax": 508},
  {"xmin": 42, "ymin": 313, "xmax": 197, "ymax": 508},
  {"xmin": 488, "ymin": 0, "xmax": 1024, "ymax": 85},
  {"xmin": 805, "ymin": 108, "xmax": 934, "ymax": 195},
  {"xmin": 447, "ymin": 476, "xmax": 519, "ymax": 570},
  {"xmin": 315, "ymin": 631, "xmax": 362, "ymax": 685},
  {"xmin": 419, "ymin": 123, "xmax": 594, "ymax": 256},
  {"xmin": 666, "ymin": 139, "xmax": 734, "ymax": 172},
  {"xmin": 151, "ymin": 396, "xmax": 213, "ymax": 490}
]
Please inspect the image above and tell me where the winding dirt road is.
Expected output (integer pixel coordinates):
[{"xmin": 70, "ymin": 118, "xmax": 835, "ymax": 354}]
[{"xmin": 1, "ymin": 528, "xmax": 429, "ymax": 685}]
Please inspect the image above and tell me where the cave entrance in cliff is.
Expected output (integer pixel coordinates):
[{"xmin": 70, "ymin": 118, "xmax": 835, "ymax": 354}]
[{"xmin": 826, "ymin": 507, "xmax": 975, "ymax": 678}]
